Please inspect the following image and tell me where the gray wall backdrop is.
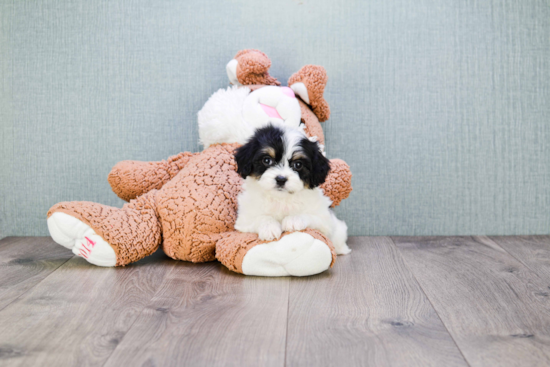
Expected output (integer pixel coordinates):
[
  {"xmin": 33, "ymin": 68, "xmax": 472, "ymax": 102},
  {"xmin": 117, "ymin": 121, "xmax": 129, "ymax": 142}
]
[{"xmin": 1, "ymin": 0, "xmax": 549, "ymax": 238}]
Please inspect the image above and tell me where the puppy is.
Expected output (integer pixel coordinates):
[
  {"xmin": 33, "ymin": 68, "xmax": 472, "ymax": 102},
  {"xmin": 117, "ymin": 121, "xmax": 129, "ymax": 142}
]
[{"xmin": 234, "ymin": 123, "xmax": 351, "ymax": 255}]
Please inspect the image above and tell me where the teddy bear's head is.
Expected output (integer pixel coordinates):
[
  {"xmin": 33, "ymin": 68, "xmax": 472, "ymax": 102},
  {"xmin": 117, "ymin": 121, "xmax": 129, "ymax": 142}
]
[{"xmin": 198, "ymin": 49, "xmax": 330, "ymax": 150}]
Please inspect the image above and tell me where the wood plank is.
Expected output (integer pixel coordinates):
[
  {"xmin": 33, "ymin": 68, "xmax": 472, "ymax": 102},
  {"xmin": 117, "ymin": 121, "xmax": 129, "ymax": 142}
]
[
  {"xmin": 392, "ymin": 236, "xmax": 550, "ymax": 367},
  {"xmin": 0, "ymin": 236, "xmax": 73, "ymax": 311},
  {"xmin": 489, "ymin": 236, "xmax": 550, "ymax": 281},
  {"xmin": 0, "ymin": 236, "xmax": 23, "ymax": 249},
  {"xmin": 286, "ymin": 236, "xmax": 468, "ymax": 367},
  {"xmin": 104, "ymin": 262, "xmax": 289, "ymax": 367},
  {"xmin": 0, "ymin": 246, "xmax": 173, "ymax": 367}
]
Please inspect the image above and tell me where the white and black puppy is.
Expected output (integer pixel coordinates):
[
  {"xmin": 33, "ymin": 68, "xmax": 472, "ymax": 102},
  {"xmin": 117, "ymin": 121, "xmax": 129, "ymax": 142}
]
[{"xmin": 234, "ymin": 123, "xmax": 351, "ymax": 255}]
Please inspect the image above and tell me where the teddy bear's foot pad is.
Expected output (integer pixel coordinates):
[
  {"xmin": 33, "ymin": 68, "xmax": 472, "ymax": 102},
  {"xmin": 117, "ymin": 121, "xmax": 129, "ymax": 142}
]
[
  {"xmin": 241, "ymin": 232, "xmax": 332, "ymax": 277},
  {"xmin": 47, "ymin": 212, "xmax": 116, "ymax": 267}
]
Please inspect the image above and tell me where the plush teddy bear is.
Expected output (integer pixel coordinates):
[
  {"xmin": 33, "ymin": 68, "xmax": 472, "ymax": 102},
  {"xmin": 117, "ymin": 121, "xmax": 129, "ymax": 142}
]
[{"xmin": 47, "ymin": 49, "xmax": 352, "ymax": 277}]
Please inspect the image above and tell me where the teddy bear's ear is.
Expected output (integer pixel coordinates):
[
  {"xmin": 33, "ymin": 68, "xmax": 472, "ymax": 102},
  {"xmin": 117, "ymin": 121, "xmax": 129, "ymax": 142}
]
[
  {"xmin": 288, "ymin": 65, "xmax": 330, "ymax": 122},
  {"xmin": 226, "ymin": 49, "xmax": 280, "ymax": 87}
]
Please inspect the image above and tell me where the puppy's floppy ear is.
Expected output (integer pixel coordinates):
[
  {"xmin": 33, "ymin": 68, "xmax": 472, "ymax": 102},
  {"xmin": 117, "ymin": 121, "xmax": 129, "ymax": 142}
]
[
  {"xmin": 301, "ymin": 138, "xmax": 331, "ymax": 188},
  {"xmin": 234, "ymin": 140, "xmax": 256, "ymax": 178},
  {"xmin": 309, "ymin": 147, "xmax": 331, "ymax": 187}
]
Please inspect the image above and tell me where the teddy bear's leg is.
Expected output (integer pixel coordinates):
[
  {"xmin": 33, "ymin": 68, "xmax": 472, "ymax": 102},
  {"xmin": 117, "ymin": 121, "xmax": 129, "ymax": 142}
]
[
  {"xmin": 216, "ymin": 229, "xmax": 337, "ymax": 277},
  {"xmin": 47, "ymin": 190, "xmax": 162, "ymax": 266},
  {"xmin": 157, "ymin": 181, "xmax": 232, "ymax": 264}
]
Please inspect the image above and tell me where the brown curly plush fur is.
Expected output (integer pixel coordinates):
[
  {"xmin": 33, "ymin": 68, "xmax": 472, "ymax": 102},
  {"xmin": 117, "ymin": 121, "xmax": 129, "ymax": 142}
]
[
  {"xmin": 298, "ymin": 99, "xmax": 325, "ymax": 145},
  {"xmin": 321, "ymin": 159, "xmax": 353, "ymax": 207},
  {"xmin": 108, "ymin": 152, "xmax": 198, "ymax": 202},
  {"xmin": 288, "ymin": 65, "xmax": 331, "ymax": 122},
  {"xmin": 234, "ymin": 49, "xmax": 280, "ymax": 86}
]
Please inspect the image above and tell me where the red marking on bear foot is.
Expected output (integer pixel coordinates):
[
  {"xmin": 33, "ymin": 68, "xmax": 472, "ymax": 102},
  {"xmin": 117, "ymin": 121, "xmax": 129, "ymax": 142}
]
[
  {"xmin": 78, "ymin": 237, "xmax": 96, "ymax": 259},
  {"xmin": 83, "ymin": 237, "xmax": 96, "ymax": 251}
]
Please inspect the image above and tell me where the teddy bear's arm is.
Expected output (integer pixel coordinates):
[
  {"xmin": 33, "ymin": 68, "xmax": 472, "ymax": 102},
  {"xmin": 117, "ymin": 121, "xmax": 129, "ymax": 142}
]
[
  {"xmin": 107, "ymin": 152, "xmax": 198, "ymax": 202},
  {"xmin": 321, "ymin": 159, "xmax": 352, "ymax": 208}
]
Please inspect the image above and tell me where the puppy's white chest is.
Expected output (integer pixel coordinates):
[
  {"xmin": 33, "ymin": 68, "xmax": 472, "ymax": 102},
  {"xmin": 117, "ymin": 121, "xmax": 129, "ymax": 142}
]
[{"xmin": 264, "ymin": 197, "xmax": 303, "ymax": 220}]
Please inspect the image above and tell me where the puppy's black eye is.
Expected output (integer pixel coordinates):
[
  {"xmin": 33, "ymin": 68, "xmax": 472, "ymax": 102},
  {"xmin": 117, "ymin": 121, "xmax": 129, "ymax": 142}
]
[
  {"xmin": 262, "ymin": 157, "xmax": 274, "ymax": 166},
  {"xmin": 291, "ymin": 161, "xmax": 303, "ymax": 171}
]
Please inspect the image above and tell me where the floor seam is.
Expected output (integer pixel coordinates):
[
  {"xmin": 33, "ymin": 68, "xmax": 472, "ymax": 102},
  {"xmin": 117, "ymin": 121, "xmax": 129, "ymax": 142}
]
[
  {"xmin": 387, "ymin": 236, "xmax": 473, "ymax": 367},
  {"xmin": 283, "ymin": 278, "xmax": 291, "ymax": 367},
  {"xmin": 479, "ymin": 236, "xmax": 542, "ymax": 277},
  {"xmin": 101, "ymin": 262, "xmax": 178, "ymax": 367}
]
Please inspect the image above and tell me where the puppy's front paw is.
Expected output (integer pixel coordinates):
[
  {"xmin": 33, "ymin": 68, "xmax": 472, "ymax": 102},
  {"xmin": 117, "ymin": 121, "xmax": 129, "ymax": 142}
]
[
  {"xmin": 258, "ymin": 221, "xmax": 282, "ymax": 241},
  {"xmin": 282, "ymin": 215, "xmax": 309, "ymax": 232}
]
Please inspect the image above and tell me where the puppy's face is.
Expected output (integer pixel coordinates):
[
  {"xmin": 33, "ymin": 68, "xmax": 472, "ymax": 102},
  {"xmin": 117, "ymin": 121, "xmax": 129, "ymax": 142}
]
[{"xmin": 235, "ymin": 124, "xmax": 330, "ymax": 195}]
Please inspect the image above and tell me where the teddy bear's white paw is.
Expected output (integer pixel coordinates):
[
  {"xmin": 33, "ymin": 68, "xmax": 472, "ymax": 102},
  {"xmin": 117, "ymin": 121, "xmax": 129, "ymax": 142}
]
[
  {"xmin": 258, "ymin": 220, "xmax": 283, "ymax": 241},
  {"xmin": 281, "ymin": 215, "xmax": 309, "ymax": 232},
  {"xmin": 47, "ymin": 212, "xmax": 117, "ymax": 267},
  {"xmin": 241, "ymin": 232, "xmax": 333, "ymax": 277}
]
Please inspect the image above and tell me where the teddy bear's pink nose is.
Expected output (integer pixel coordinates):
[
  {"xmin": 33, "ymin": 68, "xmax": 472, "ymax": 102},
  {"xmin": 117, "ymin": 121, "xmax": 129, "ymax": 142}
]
[{"xmin": 281, "ymin": 87, "xmax": 295, "ymax": 98}]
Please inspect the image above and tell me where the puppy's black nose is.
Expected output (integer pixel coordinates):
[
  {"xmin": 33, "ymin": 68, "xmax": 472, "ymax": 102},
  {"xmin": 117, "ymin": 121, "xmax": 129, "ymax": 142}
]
[{"xmin": 275, "ymin": 175, "xmax": 288, "ymax": 186}]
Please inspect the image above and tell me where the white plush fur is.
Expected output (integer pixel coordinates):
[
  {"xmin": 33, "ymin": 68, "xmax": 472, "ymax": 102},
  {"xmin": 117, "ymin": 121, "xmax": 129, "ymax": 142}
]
[
  {"xmin": 241, "ymin": 231, "xmax": 333, "ymax": 276},
  {"xmin": 198, "ymin": 85, "xmax": 303, "ymax": 148},
  {"xmin": 198, "ymin": 86, "xmax": 253, "ymax": 148},
  {"xmin": 234, "ymin": 125, "xmax": 351, "ymax": 255},
  {"xmin": 242, "ymin": 86, "xmax": 302, "ymax": 129}
]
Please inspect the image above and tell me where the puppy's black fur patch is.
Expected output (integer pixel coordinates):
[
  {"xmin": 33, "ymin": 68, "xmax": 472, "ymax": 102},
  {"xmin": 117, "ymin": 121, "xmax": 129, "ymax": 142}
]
[
  {"xmin": 234, "ymin": 124, "xmax": 330, "ymax": 189},
  {"xmin": 235, "ymin": 125, "xmax": 285, "ymax": 178},
  {"xmin": 297, "ymin": 137, "xmax": 330, "ymax": 188}
]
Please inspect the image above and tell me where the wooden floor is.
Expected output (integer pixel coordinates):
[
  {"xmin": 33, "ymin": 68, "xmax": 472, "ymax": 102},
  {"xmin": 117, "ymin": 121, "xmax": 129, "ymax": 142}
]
[{"xmin": 0, "ymin": 236, "xmax": 549, "ymax": 366}]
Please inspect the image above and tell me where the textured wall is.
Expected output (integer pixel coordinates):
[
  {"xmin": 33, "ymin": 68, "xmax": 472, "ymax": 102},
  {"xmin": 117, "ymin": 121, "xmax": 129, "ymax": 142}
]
[{"xmin": 1, "ymin": 0, "xmax": 549, "ymax": 238}]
